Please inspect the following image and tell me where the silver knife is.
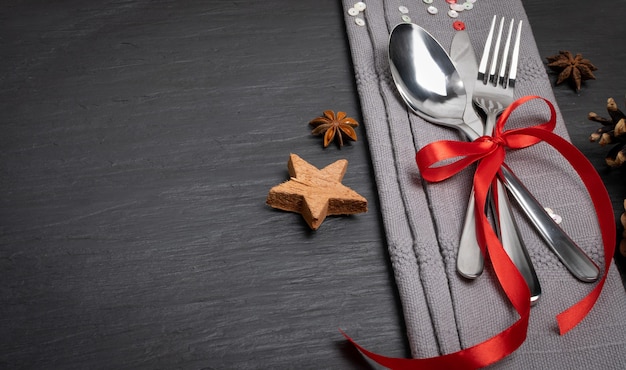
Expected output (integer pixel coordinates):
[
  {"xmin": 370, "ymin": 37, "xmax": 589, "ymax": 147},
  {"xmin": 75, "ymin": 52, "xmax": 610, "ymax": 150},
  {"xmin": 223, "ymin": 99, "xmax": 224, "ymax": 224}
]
[
  {"xmin": 450, "ymin": 30, "xmax": 482, "ymax": 136},
  {"xmin": 450, "ymin": 30, "xmax": 484, "ymax": 279},
  {"xmin": 450, "ymin": 29, "xmax": 541, "ymax": 303}
]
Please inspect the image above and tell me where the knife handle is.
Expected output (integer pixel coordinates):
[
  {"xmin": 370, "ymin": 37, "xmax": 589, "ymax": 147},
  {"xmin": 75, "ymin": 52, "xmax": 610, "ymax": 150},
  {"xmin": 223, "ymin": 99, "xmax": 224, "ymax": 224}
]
[{"xmin": 493, "ymin": 179, "xmax": 541, "ymax": 303}]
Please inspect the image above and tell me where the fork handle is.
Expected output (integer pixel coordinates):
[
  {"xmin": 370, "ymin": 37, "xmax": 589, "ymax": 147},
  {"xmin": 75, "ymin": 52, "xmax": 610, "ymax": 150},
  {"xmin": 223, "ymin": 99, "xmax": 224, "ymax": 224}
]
[{"xmin": 499, "ymin": 164, "xmax": 600, "ymax": 282}]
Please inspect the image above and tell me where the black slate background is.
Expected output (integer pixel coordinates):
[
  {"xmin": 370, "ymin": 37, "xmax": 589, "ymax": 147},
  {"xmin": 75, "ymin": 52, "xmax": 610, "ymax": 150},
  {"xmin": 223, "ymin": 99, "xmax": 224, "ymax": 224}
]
[{"xmin": 1, "ymin": 1, "xmax": 624, "ymax": 369}]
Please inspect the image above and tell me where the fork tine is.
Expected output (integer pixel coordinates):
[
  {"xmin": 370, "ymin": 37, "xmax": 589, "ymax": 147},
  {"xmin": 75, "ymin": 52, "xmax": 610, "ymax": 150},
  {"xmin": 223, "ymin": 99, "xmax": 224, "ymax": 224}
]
[
  {"xmin": 498, "ymin": 19, "xmax": 515, "ymax": 87},
  {"xmin": 477, "ymin": 15, "xmax": 496, "ymax": 81},
  {"xmin": 508, "ymin": 20, "xmax": 523, "ymax": 88},
  {"xmin": 488, "ymin": 17, "xmax": 505, "ymax": 84}
]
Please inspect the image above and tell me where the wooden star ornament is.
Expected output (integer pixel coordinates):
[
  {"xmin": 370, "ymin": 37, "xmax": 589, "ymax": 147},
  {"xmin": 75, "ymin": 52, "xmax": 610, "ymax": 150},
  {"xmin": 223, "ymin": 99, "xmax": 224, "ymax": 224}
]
[{"xmin": 266, "ymin": 154, "xmax": 367, "ymax": 230}]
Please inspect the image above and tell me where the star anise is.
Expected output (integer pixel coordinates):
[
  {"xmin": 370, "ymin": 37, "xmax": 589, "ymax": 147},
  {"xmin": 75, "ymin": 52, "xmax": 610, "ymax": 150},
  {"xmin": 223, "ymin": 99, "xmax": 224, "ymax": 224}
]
[
  {"xmin": 546, "ymin": 50, "xmax": 597, "ymax": 92},
  {"xmin": 309, "ymin": 110, "xmax": 359, "ymax": 148}
]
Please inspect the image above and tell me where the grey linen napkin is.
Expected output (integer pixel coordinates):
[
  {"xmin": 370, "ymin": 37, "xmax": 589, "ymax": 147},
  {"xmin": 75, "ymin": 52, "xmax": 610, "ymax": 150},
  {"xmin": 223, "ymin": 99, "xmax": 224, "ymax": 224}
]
[{"xmin": 342, "ymin": 0, "xmax": 626, "ymax": 367}]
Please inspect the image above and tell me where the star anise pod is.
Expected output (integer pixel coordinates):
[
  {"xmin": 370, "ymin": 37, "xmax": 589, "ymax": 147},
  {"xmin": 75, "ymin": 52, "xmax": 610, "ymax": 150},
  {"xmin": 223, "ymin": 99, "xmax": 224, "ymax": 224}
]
[
  {"xmin": 309, "ymin": 110, "xmax": 359, "ymax": 148},
  {"xmin": 546, "ymin": 50, "xmax": 597, "ymax": 92}
]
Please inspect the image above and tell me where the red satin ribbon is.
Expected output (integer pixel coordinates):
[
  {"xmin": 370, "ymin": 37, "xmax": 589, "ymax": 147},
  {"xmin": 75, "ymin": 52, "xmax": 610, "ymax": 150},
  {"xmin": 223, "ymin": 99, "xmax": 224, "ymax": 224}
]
[{"xmin": 342, "ymin": 96, "xmax": 615, "ymax": 369}]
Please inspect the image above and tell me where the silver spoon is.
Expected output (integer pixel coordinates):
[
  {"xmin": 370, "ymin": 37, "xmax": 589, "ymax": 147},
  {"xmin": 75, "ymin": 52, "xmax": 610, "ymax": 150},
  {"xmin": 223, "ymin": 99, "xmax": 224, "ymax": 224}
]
[{"xmin": 388, "ymin": 22, "xmax": 599, "ymax": 283}]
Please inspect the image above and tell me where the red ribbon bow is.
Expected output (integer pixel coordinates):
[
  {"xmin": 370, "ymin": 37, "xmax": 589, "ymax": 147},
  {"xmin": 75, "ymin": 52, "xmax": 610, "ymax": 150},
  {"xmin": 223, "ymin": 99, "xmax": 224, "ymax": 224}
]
[{"xmin": 343, "ymin": 95, "xmax": 614, "ymax": 369}]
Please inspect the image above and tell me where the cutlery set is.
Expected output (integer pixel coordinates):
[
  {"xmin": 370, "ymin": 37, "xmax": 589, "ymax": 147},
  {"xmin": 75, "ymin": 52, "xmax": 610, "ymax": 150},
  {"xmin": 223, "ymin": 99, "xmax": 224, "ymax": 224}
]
[{"xmin": 388, "ymin": 15, "xmax": 600, "ymax": 302}]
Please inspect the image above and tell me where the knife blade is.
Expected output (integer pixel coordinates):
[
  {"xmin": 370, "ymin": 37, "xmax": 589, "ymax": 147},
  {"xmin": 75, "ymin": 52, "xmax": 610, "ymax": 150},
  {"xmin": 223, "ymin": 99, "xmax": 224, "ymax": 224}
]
[{"xmin": 450, "ymin": 29, "xmax": 482, "ymax": 136}]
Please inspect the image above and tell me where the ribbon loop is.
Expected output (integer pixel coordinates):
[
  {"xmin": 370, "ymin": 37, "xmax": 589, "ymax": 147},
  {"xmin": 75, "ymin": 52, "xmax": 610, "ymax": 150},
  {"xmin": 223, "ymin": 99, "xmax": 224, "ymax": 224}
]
[{"xmin": 417, "ymin": 95, "xmax": 556, "ymax": 179}]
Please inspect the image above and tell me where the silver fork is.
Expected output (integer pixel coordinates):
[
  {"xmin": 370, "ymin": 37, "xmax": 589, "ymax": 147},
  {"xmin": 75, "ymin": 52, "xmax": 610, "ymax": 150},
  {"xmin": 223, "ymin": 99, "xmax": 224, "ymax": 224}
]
[
  {"xmin": 475, "ymin": 16, "xmax": 521, "ymax": 134},
  {"xmin": 461, "ymin": 16, "xmax": 542, "ymax": 302},
  {"xmin": 472, "ymin": 17, "xmax": 599, "ymax": 285}
]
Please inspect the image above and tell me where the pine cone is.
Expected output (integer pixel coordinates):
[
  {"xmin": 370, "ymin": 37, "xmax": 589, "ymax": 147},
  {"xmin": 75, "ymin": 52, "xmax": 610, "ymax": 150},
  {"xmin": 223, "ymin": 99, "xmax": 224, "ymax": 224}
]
[{"xmin": 588, "ymin": 96, "xmax": 626, "ymax": 167}]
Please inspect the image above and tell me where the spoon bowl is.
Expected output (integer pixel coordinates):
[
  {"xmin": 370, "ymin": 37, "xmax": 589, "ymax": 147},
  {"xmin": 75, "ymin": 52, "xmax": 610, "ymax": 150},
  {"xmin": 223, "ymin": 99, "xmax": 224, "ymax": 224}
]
[{"xmin": 388, "ymin": 23, "xmax": 470, "ymax": 134}]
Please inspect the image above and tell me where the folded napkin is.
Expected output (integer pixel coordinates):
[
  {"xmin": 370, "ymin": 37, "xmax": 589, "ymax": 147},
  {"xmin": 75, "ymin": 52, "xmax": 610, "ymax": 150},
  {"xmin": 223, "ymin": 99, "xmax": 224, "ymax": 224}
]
[{"xmin": 342, "ymin": 0, "xmax": 626, "ymax": 367}]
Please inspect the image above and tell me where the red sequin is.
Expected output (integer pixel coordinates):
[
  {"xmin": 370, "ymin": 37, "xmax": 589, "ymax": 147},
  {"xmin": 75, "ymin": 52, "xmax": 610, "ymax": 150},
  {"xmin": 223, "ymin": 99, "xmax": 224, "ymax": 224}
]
[{"xmin": 453, "ymin": 20, "xmax": 466, "ymax": 30}]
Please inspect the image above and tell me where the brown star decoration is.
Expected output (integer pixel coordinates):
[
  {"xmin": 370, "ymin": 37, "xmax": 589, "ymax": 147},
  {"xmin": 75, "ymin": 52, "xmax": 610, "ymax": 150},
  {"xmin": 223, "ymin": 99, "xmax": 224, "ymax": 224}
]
[
  {"xmin": 546, "ymin": 50, "xmax": 597, "ymax": 92},
  {"xmin": 266, "ymin": 154, "xmax": 367, "ymax": 230}
]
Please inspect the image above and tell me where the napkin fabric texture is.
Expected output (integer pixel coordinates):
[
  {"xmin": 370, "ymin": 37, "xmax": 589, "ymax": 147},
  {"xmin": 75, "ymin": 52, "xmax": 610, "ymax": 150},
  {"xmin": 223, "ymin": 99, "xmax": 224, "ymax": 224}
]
[{"xmin": 342, "ymin": 0, "xmax": 626, "ymax": 367}]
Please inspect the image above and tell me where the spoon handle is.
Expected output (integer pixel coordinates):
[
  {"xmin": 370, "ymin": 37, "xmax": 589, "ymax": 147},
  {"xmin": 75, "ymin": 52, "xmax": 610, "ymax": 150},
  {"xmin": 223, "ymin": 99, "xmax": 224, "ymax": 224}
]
[
  {"xmin": 457, "ymin": 189, "xmax": 484, "ymax": 278},
  {"xmin": 499, "ymin": 164, "xmax": 600, "ymax": 282}
]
